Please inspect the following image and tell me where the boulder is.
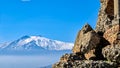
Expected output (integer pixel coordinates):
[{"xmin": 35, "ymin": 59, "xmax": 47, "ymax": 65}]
[
  {"xmin": 72, "ymin": 24, "xmax": 105, "ymax": 60},
  {"xmin": 72, "ymin": 24, "xmax": 100, "ymax": 55}
]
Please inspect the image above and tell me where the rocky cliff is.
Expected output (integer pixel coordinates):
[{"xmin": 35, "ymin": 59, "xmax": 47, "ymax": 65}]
[{"xmin": 53, "ymin": 0, "xmax": 120, "ymax": 68}]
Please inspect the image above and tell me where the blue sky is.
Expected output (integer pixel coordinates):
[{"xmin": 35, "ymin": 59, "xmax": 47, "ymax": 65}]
[{"xmin": 0, "ymin": 0, "xmax": 100, "ymax": 43}]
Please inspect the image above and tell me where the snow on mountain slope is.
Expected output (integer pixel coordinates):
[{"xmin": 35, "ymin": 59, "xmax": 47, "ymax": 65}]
[
  {"xmin": 0, "ymin": 42, "xmax": 10, "ymax": 49},
  {"xmin": 2, "ymin": 35, "xmax": 74, "ymax": 50}
]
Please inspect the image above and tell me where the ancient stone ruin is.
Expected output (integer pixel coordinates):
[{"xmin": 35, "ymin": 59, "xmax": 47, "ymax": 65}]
[
  {"xmin": 53, "ymin": 0, "xmax": 120, "ymax": 68},
  {"xmin": 96, "ymin": 0, "xmax": 120, "ymax": 35}
]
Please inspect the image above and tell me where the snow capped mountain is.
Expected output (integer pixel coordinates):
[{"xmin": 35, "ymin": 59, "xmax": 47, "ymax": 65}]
[{"xmin": 1, "ymin": 35, "xmax": 74, "ymax": 51}]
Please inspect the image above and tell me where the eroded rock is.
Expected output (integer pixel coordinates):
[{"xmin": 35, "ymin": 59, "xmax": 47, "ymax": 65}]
[
  {"xmin": 60, "ymin": 53, "xmax": 86, "ymax": 63},
  {"xmin": 96, "ymin": 0, "xmax": 114, "ymax": 34},
  {"xmin": 102, "ymin": 41, "xmax": 120, "ymax": 64},
  {"xmin": 52, "ymin": 0, "xmax": 120, "ymax": 68},
  {"xmin": 53, "ymin": 60, "xmax": 117, "ymax": 68},
  {"xmin": 72, "ymin": 24, "xmax": 108, "ymax": 60},
  {"xmin": 84, "ymin": 49, "xmax": 96, "ymax": 60},
  {"xmin": 72, "ymin": 24, "xmax": 100, "ymax": 54},
  {"xmin": 103, "ymin": 25, "xmax": 119, "ymax": 44}
]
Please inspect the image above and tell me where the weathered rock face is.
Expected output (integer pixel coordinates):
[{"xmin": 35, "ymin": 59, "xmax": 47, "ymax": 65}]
[
  {"xmin": 102, "ymin": 41, "xmax": 120, "ymax": 64},
  {"xmin": 84, "ymin": 49, "xmax": 96, "ymax": 60},
  {"xmin": 53, "ymin": 60, "xmax": 117, "ymax": 68},
  {"xmin": 53, "ymin": 0, "xmax": 120, "ymax": 68},
  {"xmin": 95, "ymin": 0, "xmax": 114, "ymax": 35},
  {"xmin": 103, "ymin": 25, "xmax": 119, "ymax": 44},
  {"xmin": 72, "ymin": 24, "xmax": 105, "ymax": 60},
  {"xmin": 72, "ymin": 24, "xmax": 100, "ymax": 54}
]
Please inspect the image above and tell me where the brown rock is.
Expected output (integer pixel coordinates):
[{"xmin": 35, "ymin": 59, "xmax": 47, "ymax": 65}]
[
  {"xmin": 72, "ymin": 24, "xmax": 100, "ymax": 54},
  {"xmin": 84, "ymin": 36, "xmax": 109, "ymax": 60},
  {"xmin": 103, "ymin": 25, "xmax": 119, "ymax": 44},
  {"xmin": 53, "ymin": 0, "xmax": 120, "ymax": 68},
  {"xmin": 60, "ymin": 53, "xmax": 86, "ymax": 63},
  {"xmin": 84, "ymin": 49, "xmax": 96, "ymax": 60},
  {"xmin": 102, "ymin": 41, "xmax": 120, "ymax": 64},
  {"xmin": 95, "ymin": 0, "xmax": 114, "ymax": 34},
  {"xmin": 53, "ymin": 60, "xmax": 117, "ymax": 68},
  {"xmin": 72, "ymin": 24, "xmax": 104, "ymax": 60}
]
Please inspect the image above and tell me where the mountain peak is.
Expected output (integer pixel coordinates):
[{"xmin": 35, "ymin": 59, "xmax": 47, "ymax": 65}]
[
  {"xmin": 1, "ymin": 35, "xmax": 74, "ymax": 51},
  {"xmin": 20, "ymin": 35, "xmax": 30, "ymax": 40}
]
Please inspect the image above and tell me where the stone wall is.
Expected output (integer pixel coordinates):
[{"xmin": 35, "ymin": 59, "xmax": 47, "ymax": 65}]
[{"xmin": 95, "ymin": 0, "xmax": 114, "ymax": 35}]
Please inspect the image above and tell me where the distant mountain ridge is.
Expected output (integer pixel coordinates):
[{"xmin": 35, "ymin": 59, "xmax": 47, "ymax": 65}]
[{"xmin": 0, "ymin": 35, "xmax": 74, "ymax": 51}]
